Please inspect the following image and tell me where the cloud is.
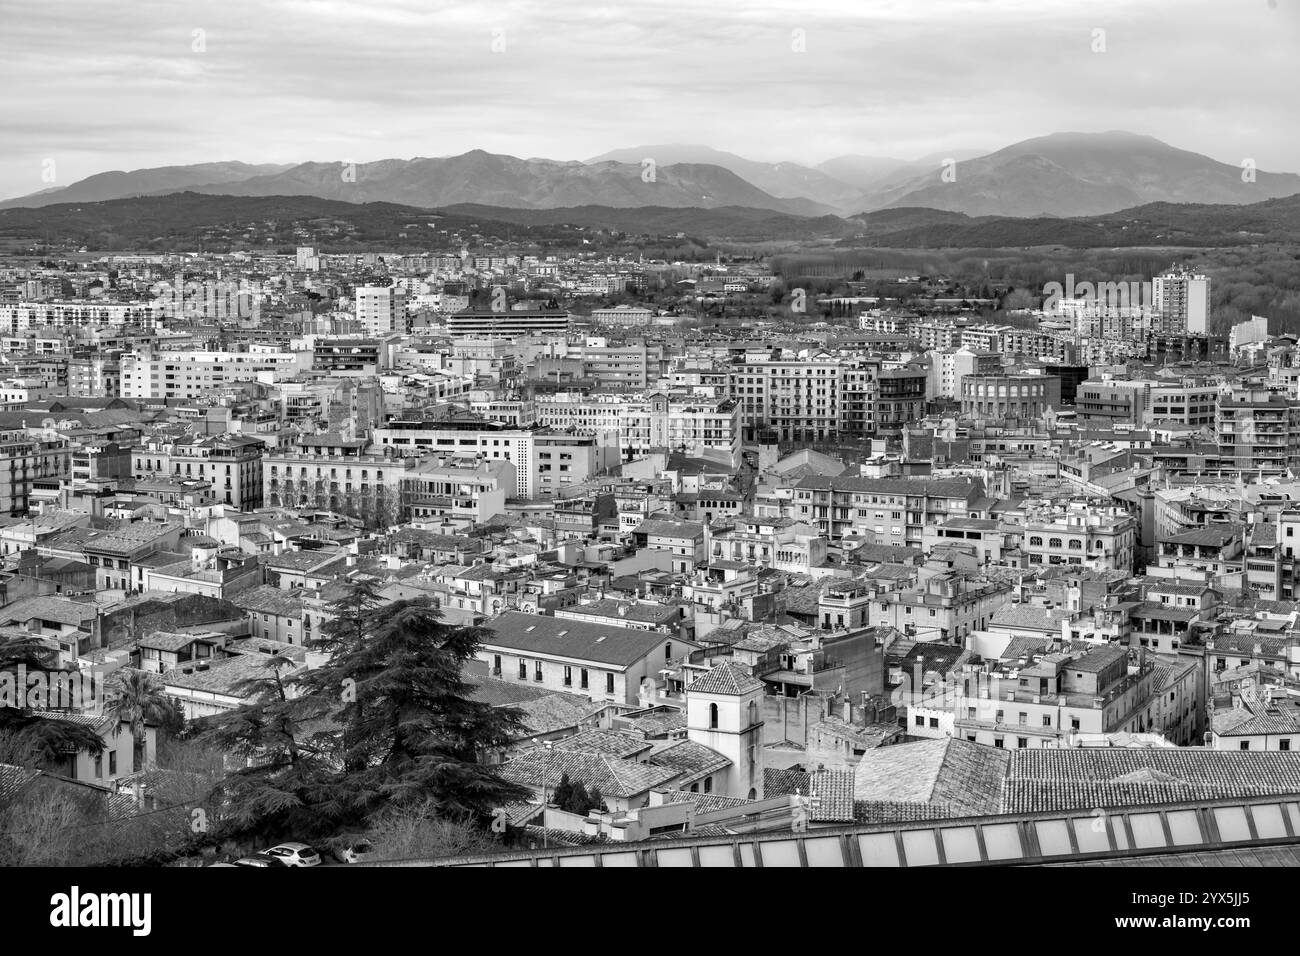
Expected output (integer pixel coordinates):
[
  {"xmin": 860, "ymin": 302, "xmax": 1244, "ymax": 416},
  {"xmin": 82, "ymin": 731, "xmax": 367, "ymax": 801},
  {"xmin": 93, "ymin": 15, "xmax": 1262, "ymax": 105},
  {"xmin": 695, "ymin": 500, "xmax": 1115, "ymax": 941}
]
[{"xmin": 0, "ymin": 0, "xmax": 1296, "ymax": 198}]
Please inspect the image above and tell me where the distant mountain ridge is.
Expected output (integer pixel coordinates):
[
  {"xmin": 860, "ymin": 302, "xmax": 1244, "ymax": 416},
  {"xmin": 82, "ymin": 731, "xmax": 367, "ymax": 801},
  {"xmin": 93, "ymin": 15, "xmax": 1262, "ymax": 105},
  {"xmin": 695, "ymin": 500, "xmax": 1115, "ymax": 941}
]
[
  {"xmin": 865, "ymin": 132, "xmax": 1300, "ymax": 217},
  {"xmin": 6, "ymin": 190, "xmax": 1300, "ymax": 250},
  {"xmin": 2, "ymin": 133, "xmax": 1297, "ymax": 219}
]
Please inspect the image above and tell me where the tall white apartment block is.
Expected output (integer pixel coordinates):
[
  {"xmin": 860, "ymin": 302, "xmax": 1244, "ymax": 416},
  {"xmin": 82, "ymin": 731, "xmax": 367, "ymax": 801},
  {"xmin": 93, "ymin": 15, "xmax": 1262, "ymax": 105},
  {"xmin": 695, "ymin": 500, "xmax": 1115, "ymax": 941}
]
[
  {"xmin": 1153, "ymin": 266, "xmax": 1211, "ymax": 335},
  {"xmin": 355, "ymin": 285, "xmax": 407, "ymax": 336}
]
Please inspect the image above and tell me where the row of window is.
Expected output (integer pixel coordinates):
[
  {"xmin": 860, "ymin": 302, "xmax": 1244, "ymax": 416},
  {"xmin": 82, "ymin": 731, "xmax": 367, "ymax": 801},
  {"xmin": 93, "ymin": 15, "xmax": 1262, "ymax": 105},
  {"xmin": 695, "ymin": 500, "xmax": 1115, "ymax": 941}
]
[{"xmin": 494, "ymin": 655, "xmax": 616, "ymax": 694}]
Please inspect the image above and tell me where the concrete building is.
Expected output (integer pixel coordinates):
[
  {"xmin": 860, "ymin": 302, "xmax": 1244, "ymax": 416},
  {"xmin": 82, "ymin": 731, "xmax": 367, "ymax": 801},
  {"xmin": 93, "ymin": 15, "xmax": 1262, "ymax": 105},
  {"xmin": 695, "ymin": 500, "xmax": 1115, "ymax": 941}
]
[
  {"xmin": 960, "ymin": 373, "xmax": 1061, "ymax": 421},
  {"xmin": 355, "ymin": 285, "xmax": 408, "ymax": 336},
  {"xmin": 1153, "ymin": 266, "xmax": 1211, "ymax": 335}
]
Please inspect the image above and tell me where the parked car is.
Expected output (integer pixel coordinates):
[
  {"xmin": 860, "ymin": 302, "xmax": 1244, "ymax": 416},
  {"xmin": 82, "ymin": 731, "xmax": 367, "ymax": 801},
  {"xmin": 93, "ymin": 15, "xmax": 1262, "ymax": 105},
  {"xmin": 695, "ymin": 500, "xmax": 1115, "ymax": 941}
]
[
  {"xmin": 334, "ymin": 840, "xmax": 375, "ymax": 864},
  {"xmin": 233, "ymin": 857, "xmax": 285, "ymax": 868},
  {"xmin": 206, "ymin": 862, "xmax": 239, "ymax": 868},
  {"xmin": 260, "ymin": 843, "xmax": 322, "ymax": 867}
]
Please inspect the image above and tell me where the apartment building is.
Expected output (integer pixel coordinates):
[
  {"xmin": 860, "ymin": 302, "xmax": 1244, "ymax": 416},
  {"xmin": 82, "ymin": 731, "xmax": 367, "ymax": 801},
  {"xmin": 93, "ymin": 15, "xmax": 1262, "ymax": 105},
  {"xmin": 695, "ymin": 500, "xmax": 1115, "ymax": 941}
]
[
  {"xmin": 928, "ymin": 348, "xmax": 1001, "ymax": 400},
  {"xmin": 120, "ymin": 348, "xmax": 309, "ymax": 399},
  {"xmin": 532, "ymin": 391, "xmax": 740, "ymax": 465},
  {"xmin": 371, "ymin": 418, "xmax": 616, "ymax": 498},
  {"xmin": 1215, "ymin": 385, "xmax": 1300, "ymax": 477},
  {"xmin": 404, "ymin": 456, "xmax": 511, "ymax": 524},
  {"xmin": 446, "ymin": 307, "xmax": 570, "ymax": 339},
  {"xmin": 1017, "ymin": 505, "xmax": 1136, "ymax": 573},
  {"xmin": 0, "ymin": 300, "xmax": 161, "ymax": 334},
  {"xmin": 264, "ymin": 439, "xmax": 416, "ymax": 526},
  {"xmin": 0, "ymin": 430, "xmax": 71, "ymax": 516},
  {"xmin": 871, "ymin": 572, "xmax": 1013, "ymax": 644},
  {"xmin": 133, "ymin": 434, "xmax": 265, "ymax": 510},
  {"xmin": 728, "ymin": 351, "xmax": 842, "ymax": 443},
  {"xmin": 705, "ymin": 514, "xmax": 828, "ymax": 573},
  {"xmin": 788, "ymin": 475, "xmax": 985, "ymax": 545},
  {"xmin": 947, "ymin": 644, "xmax": 1158, "ymax": 748},
  {"xmin": 1152, "ymin": 266, "xmax": 1211, "ymax": 335},
  {"xmin": 354, "ymin": 285, "xmax": 408, "ymax": 336}
]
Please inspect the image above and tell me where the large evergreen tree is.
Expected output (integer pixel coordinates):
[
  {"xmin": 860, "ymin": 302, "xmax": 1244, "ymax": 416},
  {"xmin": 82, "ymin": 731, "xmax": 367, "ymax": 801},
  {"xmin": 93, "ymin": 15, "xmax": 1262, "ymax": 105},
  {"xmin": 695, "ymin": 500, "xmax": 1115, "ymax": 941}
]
[
  {"xmin": 199, "ymin": 653, "xmax": 336, "ymax": 839},
  {"xmin": 299, "ymin": 596, "xmax": 529, "ymax": 825},
  {"xmin": 204, "ymin": 584, "xmax": 527, "ymax": 841}
]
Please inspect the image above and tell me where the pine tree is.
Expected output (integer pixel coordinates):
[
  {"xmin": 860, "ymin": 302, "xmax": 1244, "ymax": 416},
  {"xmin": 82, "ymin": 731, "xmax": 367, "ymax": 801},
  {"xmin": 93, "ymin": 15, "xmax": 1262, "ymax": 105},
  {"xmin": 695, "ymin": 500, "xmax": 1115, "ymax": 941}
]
[
  {"xmin": 550, "ymin": 772, "xmax": 573, "ymax": 809},
  {"xmin": 299, "ymin": 594, "xmax": 530, "ymax": 825},
  {"xmin": 565, "ymin": 781, "xmax": 591, "ymax": 815},
  {"xmin": 198, "ymin": 653, "xmax": 336, "ymax": 839}
]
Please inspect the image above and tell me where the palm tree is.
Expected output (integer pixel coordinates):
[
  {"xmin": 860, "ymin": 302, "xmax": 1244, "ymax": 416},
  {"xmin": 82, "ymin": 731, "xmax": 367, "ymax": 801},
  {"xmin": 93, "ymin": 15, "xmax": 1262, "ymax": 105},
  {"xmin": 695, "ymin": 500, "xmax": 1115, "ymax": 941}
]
[{"xmin": 103, "ymin": 669, "xmax": 172, "ymax": 773}]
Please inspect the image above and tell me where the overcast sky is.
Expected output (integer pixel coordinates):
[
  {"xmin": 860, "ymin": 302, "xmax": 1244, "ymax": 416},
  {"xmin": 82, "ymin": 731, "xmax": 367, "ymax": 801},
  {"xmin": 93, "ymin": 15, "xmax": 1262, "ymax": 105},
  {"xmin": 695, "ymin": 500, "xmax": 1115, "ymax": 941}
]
[{"xmin": 1, "ymin": 0, "xmax": 1297, "ymax": 199}]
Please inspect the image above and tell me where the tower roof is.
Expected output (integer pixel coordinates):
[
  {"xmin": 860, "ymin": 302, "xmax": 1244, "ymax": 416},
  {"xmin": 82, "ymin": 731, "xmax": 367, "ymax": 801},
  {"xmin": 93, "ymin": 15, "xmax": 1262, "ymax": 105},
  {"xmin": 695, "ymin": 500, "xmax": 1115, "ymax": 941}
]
[{"xmin": 687, "ymin": 662, "xmax": 763, "ymax": 697}]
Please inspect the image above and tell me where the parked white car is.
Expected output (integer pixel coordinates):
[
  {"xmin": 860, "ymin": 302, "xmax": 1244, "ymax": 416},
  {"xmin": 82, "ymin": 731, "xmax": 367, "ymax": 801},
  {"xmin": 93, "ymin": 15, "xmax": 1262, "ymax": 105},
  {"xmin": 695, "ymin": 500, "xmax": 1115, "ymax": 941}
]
[
  {"xmin": 259, "ymin": 843, "xmax": 322, "ymax": 867},
  {"xmin": 334, "ymin": 840, "xmax": 375, "ymax": 864}
]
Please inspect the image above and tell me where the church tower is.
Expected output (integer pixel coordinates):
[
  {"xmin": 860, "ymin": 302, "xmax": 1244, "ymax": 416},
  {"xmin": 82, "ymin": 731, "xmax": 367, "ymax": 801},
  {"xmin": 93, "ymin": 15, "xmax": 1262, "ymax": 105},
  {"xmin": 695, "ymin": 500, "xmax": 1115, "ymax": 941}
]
[{"xmin": 686, "ymin": 662, "xmax": 766, "ymax": 799}]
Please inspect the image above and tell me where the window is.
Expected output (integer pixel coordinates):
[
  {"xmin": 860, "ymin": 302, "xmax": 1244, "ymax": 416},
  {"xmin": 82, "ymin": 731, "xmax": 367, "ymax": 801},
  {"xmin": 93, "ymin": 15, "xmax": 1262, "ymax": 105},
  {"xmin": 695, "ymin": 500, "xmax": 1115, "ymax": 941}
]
[
  {"xmin": 1282, "ymin": 739, "xmax": 1291, "ymax": 751},
  {"xmin": 703, "ymin": 777, "xmax": 712, "ymax": 794},
  {"xmin": 1017, "ymin": 738, "xmax": 1028, "ymax": 749},
  {"xmin": 1018, "ymin": 712, "xmax": 1027, "ymax": 725},
  {"xmin": 563, "ymin": 665, "xmax": 572, "ymax": 687},
  {"xmin": 1029, "ymin": 536, "xmax": 1042, "ymax": 547},
  {"xmin": 1049, "ymin": 538, "xmax": 1062, "ymax": 549},
  {"xmin": 108, "ymin": 751, "xmax": 117, "ymax": 775},
  {"xmin": 1042, "ymin": 715, "xmax": 1051, "ymax": 727},
  {"xmin": 915, "ymin": 715, "xmax": 925, "ymax": 727},
  {"xmin": 995, "ymin": 709, "xmax": 1004, "ymax": 723},
  {"xmin": 580, "ymin": 669, "xmax": 589, "ymax": 689},
  {"xmin": 94, "ymin": 754, "xmax": 103, "ymax": 778},
  {"xmin": 534, "ymin": 661, "xmax": 543, "ymax": 682},
  {"xmin": 1070, "ymin": 718, "xmax": 1080, "ymax": 730},
  {"xmin": 928, "ymin": 717, "xmax": 939, "ymax": 729},
  {"xmin": 710, "ymin": 703, "xmax": 719, "ymax": 729},
  {"xmin": 1240, "ymin": 741, "xmax": 1250, "ymax": 751},
  {"xmin": 518, "ymin": 660, "xmax": 527, "ymax": 679},
  {"xmin": 993, "ymin": 738, "xmax": 1004, "ymax": 749},
  {"xmin": 605, "ymin": 673, "xmax": 614, "ymax": 695},
  {"xmin": 665, "ymin": 641, "xmax": 672, "ymax": 660}
]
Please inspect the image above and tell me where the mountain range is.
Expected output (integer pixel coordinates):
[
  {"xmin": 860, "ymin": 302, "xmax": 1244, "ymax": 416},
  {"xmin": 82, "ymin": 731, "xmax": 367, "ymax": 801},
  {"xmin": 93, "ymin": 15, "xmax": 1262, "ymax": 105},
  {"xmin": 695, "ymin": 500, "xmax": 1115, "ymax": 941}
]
[
  {"xmin": 7, "ymin": 190, "xmax": 1300, "ymax": 250},
  {"xmin": 5, "ymin": 132, "xmax": 1297, "ymax": 220}
]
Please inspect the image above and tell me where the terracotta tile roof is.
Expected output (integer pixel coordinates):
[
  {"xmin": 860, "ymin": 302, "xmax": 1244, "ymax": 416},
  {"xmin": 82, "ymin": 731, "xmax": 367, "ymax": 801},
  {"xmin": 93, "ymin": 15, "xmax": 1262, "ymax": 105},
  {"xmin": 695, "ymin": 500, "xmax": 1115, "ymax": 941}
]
[
  {"xmin": 1211, "ymin": 709, "xmax": 1300, "ymax": 737},
  {"xmin": 763, "ymin": 767, "xmax": 856, "ymax": 822},
  {"xmin": 511, "ymin": 695, "xmax": 605, "ymax": 738},
  {"xmin": 553, "ymin": 729, "xmax": 652, "ymax": 759},
  {"xmin": 655, "ymin": 789, "xmax": 753, "ymax": 813},
  {"xmin": 852, "ymin": 738, "xmax": 1008, "ymax": 816},
  {"xmin": 482, "ymin": 611, "xmax": 669, "ymax": 668},
  {"xmin": 686, "ymin": 662, "xmax": 763, "ymax": 697},
  {"xmin": 500, "ymin": 748, "xmax": 679, "ymax": 799},
  {"xmin": 645, "ymin": 740, "xmax": 730, "ymax": 784},
  {"xmin": 1002, "ymin": 749, "xmax": 1300, "ymax": 813},
  {"xmin": 0, "ymin": 763, "xmax": 42, "ymax": 802}
]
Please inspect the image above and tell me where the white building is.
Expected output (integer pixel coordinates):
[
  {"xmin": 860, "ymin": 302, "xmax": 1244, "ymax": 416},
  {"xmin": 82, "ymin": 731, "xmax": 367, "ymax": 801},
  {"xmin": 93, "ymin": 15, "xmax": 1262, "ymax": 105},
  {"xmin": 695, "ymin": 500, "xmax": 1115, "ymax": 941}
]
[
  {"xmin": 355, "ymin": 285, "xmax": 407, "ymax": 336},
  {"xmin": 1153, "ymin": 266, "xmax": 1211, "ymax": 335}
]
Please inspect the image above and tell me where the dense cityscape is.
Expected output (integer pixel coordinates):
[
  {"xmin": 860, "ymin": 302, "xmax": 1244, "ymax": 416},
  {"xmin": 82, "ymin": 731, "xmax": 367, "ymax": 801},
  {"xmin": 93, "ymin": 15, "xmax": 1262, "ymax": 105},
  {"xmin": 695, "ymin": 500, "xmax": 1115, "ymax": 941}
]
[{"xmin": 2, "ymin": 1, "xmax": 1299, "ymax": 936}]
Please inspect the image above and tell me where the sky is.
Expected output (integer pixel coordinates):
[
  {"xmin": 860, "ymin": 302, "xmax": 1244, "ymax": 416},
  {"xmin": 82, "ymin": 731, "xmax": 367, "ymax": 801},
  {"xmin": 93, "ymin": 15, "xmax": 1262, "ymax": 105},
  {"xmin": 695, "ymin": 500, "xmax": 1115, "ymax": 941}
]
[{"xmin": 1, "ymin": 0, "xmax": 1297, "ymax": 199}]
